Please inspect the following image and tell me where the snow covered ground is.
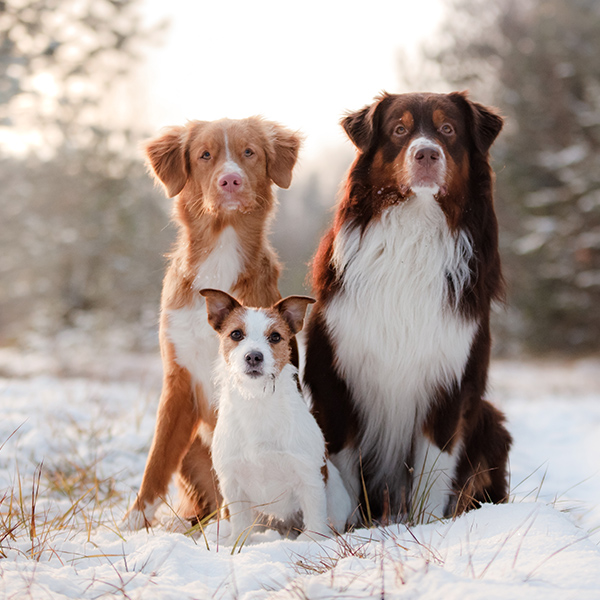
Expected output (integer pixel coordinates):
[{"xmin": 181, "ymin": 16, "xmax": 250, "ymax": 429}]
[{"xmin": 0, "ymin": 349, "xmax": 599, "ymax": 599}]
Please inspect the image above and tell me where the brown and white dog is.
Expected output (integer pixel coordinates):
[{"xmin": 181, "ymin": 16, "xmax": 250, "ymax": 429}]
[
  {"xmin": 124, "ymin": 117, "xmax": 301, "ymax": 528},
  {"xmin": 200, "ymin": 290, "xmax": 352, "ymax": 541},
  {"xmin": 303, "ymin": 92, "xmax": 512, "ymax": 524}
]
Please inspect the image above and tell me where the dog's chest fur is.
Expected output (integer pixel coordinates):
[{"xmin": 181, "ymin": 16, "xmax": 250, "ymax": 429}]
[
  {"xmin": 324, "ymin": 192, "xmax": 477, "ymax": 485},
  {"xmin": 167, "ymin": 226, "xmax": 244, "ymax": 394},
  {"xmin": 212, "ymin": 364, "xmax": 327, "ymax": 520}
]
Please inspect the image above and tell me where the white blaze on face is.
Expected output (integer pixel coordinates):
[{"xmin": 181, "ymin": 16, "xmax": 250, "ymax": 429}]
[
  {"xmin": 216, "ymin": 129, "xmax": 246, "ymax": 211},
  {"xmin": 222, "ymin": 130, "xmax": 243, "ymax": 177}
]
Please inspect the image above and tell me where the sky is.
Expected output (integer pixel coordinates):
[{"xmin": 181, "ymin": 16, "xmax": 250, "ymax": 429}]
[{"xmin": 140, "ymin": 0, "xmax": 445, "ymax": 160}]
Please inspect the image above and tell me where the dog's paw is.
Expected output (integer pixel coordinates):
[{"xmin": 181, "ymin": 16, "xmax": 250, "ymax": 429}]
[
  {"xmin": 121, "ymin": 508, "xmax": 149, "ymax": 531},
  {"xmin": 121, "ymin": 498, "xmax": 162, "ymax": 531}
]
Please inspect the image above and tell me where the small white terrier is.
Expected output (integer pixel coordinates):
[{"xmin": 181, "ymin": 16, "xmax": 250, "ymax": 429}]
[{"xmin": 200, "ymin": 288, "xmax": 353, "ymax": 542}]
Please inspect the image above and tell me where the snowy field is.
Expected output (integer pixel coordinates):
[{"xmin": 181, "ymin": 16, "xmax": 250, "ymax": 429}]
[{"xmin": 1, "ymin": 347, "xmax": 599, "ymax": 599}]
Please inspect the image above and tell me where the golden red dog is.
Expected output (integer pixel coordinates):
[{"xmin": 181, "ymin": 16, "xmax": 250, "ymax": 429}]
[{"xmin": 124, "ymin": 117, "xmax": 301, "ymax": 528}]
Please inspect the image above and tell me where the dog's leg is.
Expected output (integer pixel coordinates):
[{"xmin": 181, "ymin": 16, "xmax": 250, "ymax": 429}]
[
  {"xmin": 452, "ymin": 399, "xmax": 512, "ymax": 515},
  {"xmin": 410, "ymin": 437, "xmax": 460, "ymax": 524},
  {"xmin": 219, "ymin": 482, "xmax": 255, "ymax": 545},
  {"xmin": 296, "ymin": 473, "xmax": 330, "ymax": 540},
  {"xmin": 123, "ymin": 359, "xmax": 200, "ymax": 529},
  {"xmin": 177, "ymin": 436, "xmax": 222, "ymax": 522},
  {"xmin": 325, "ymin": 459, "xmax": 354, "ymax": 532},
  {"xmin": 303, "ymin": 311, "xmax": 359, "ymax": 455}
]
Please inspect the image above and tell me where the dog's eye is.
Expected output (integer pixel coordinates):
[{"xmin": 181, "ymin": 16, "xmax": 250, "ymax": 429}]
[
  {"xmin": 200, "ymin": 151, "xmax": 211, "ymax": 160},
  {"xmin": 268, "ymin": 332, "xmax": 282, "ymax": 344},
  {"xmin": 394, "ymin": 124, "xmax": 408, "ymax": 136},
  {"xmin": 230, "ymin": 330, "xmax": 244, "ymax": 342},
  {"xmin": 243, "ymin": 148, "xmax": 254, "ymax": 157},
  {"xmin": 440, "ymin": 124, "xmax": 454, "ymax": 136}
]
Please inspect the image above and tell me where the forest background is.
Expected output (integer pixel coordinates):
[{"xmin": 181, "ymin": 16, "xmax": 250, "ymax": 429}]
[{"xmin": 1, "ymin": 0, "xmax": 599, "ymax": 359}]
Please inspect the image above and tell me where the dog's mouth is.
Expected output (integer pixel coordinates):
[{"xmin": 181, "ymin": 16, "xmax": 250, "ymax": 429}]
[
  {"xmin": 245, "ymin": 368, "xmax": 264, "ymax": 379},
  {"xmin": 378, "ymin": 182, "xmax": 448, "ymax": 206},
  {"xmin": 217, "ymin": 194, "xmax": 254, "ymax": 215},
  {"xmin": 409, "ymin": 182, "xmax": 449, "ymax": 196}
]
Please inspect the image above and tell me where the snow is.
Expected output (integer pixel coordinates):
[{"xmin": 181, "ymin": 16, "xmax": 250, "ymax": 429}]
[{"xmin": 1, "ymin": 351, "xmax": 600, "ymax": 599}]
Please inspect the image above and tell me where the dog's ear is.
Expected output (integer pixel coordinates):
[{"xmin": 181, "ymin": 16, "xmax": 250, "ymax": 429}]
[
  {"xmin": 200, "ymin": 289, "xmax": 242, "ymax": 332},
  {"xmin": 451, "ymin": 92, "xmax": 504, "ymax": 155},
  {"xmin": 144, "ymin": 124, "xmax": 194, "ymax": 198},
  {"xmin": 264, "ymin": 121, "xmax": 302, "ymax": 189},
  {"xmin": 472, "ymin": 101, "xmax": 503, "ymax": 154},
  {"xmin": 274, "ymin": 296, "xmax": 316, "ymax": 334},
  {"xmin": 341, "ymin": 95, "xmax": 385, "ymax": 152}
]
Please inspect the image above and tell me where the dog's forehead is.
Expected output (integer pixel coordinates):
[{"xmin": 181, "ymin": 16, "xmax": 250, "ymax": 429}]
[
  {"xmin": 220, "ymin": 306, "xmax": 247, "ymax": 332},
  {"xmin": 382, "ymin": 94, "xmax": 464, "ymax": 130},
  {"xmin": 186, "ymin": 121, "xmax": 224, "ymax": 154},
  {"xmin": 224, "ymin": 118, "xmax": 266, "ymax": 139},
  {"xmin": 187, "ymin": 118, "xmax": 267, "ymax": 153},
  {"xmin": 242, "ymin": 308, "xmax": 275, "ymax": 338},
  {"xmin": 218, "ymin": 118, "xmax": 267, "ymax": 148}
]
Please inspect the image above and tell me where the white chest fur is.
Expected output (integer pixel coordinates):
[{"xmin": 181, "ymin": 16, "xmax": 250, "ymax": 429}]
[
  {"xmin": 212, "ymin": 363, "xmax": 352, "ymax": 538},
  {"xmin": 166, "ymin": 226, "xmax": 244, "ymax": 398},
  {"xmin": 324, "ymin": 192, "xmax": 477, "ymax": 489},
  {"xmin": 212, "ymin": 365, "xmax": 326, "ymax": 508}
]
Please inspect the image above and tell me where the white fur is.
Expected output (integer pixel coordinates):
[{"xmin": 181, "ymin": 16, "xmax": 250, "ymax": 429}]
[
  {"xmin": 167, "ymin": 226, "xmax": 243, "ymax": 402},
  {"xmin": 121, "ymin": 496, "xmax": 163, "ymax": 530},
  {"xmin": 411, "ymin": 438, "xmax": 462, "ymax": 523},
  {"xmin": 221, "ymin": 131, "xmax": 242, "ymax": 176},
  {"xmin": 192, "ymin": 226, "xmax": 243, "ymax": 292},
  {"xmin": 325, "ymin": 190, "xmax": 477, "ymax": 516},
  {"xmin": 212, "ymin": 311, "xmax": 352, "ymax": 542}
]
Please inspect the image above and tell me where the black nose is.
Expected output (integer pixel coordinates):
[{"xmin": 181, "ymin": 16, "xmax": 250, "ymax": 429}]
[
  {"xmin": 414, "ymin": 147, "xmax": 440, "ymax": 164},
  {"xmin": 245, "ymin": 351, "xmax": 264, "ymax": 367}
]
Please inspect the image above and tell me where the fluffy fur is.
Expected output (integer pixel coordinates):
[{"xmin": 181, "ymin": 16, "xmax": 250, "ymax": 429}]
[
  {"xmin": 202, "ymin": 290, "xmax": 352, "ymax": 540},
  {"xmin": 123, "ymin": 117, "xmax": 301, "ymax": 529},
  {"xmin": 303, "ymin": 92, "xmax": 512, "ymax": 523}
]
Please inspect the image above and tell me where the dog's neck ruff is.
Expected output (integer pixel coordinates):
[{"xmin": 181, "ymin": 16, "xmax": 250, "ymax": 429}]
[
  {"xmin": 325, "ymin": 190, "xmax": 477, "ymax": 490},
  {"xmin": 192, "ymin": 226, "xmax": 244, "ymax": 292}
]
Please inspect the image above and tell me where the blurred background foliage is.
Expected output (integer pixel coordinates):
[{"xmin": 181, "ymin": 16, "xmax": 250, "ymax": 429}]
[
  {"xmin": 0, "ymin": 0, "xmax": 170, "ymax": 350},
  {"xmin": 415, "ymin": 0, "xmax": 600, "ymax": 354},
  {"xmin": 0, "ymin": 0, "xmax": 599, "ymax": 356}
]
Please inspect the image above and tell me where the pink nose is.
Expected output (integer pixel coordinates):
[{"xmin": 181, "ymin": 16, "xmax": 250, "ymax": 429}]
[{"xmin": 218, "ymin": 172, "xmax": 243, "ymax": 190}]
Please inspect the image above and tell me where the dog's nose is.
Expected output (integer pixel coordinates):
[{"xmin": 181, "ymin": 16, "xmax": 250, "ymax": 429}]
[
  {"xmin": 219, "ymin": 172, "xmax": 243, "ymax": 189},
  {"xmin": 245, "ymin": 351, "xmax": 264, "ymax": 367},
  {"xmin": 414, "ymin": 147, "xmax": 440, "ymax": 164}
]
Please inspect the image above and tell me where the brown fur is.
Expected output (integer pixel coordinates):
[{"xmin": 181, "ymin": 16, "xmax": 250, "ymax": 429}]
[
  {"xmin": 201, "ymin": 289, "xmax": 314, "ymax": 378},
  {"xmin": 125, "ymin": 117, "xmax": 301, "ymax": 527}
]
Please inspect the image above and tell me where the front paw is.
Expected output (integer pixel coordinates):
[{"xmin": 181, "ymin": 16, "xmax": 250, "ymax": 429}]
[
  {"xmin": 121, "ymin": 498, "xmax": 161, "ymax": 530},
  {"xmin": 121, "ymin": 507, "xmax": 150, "ymax": 531}
]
